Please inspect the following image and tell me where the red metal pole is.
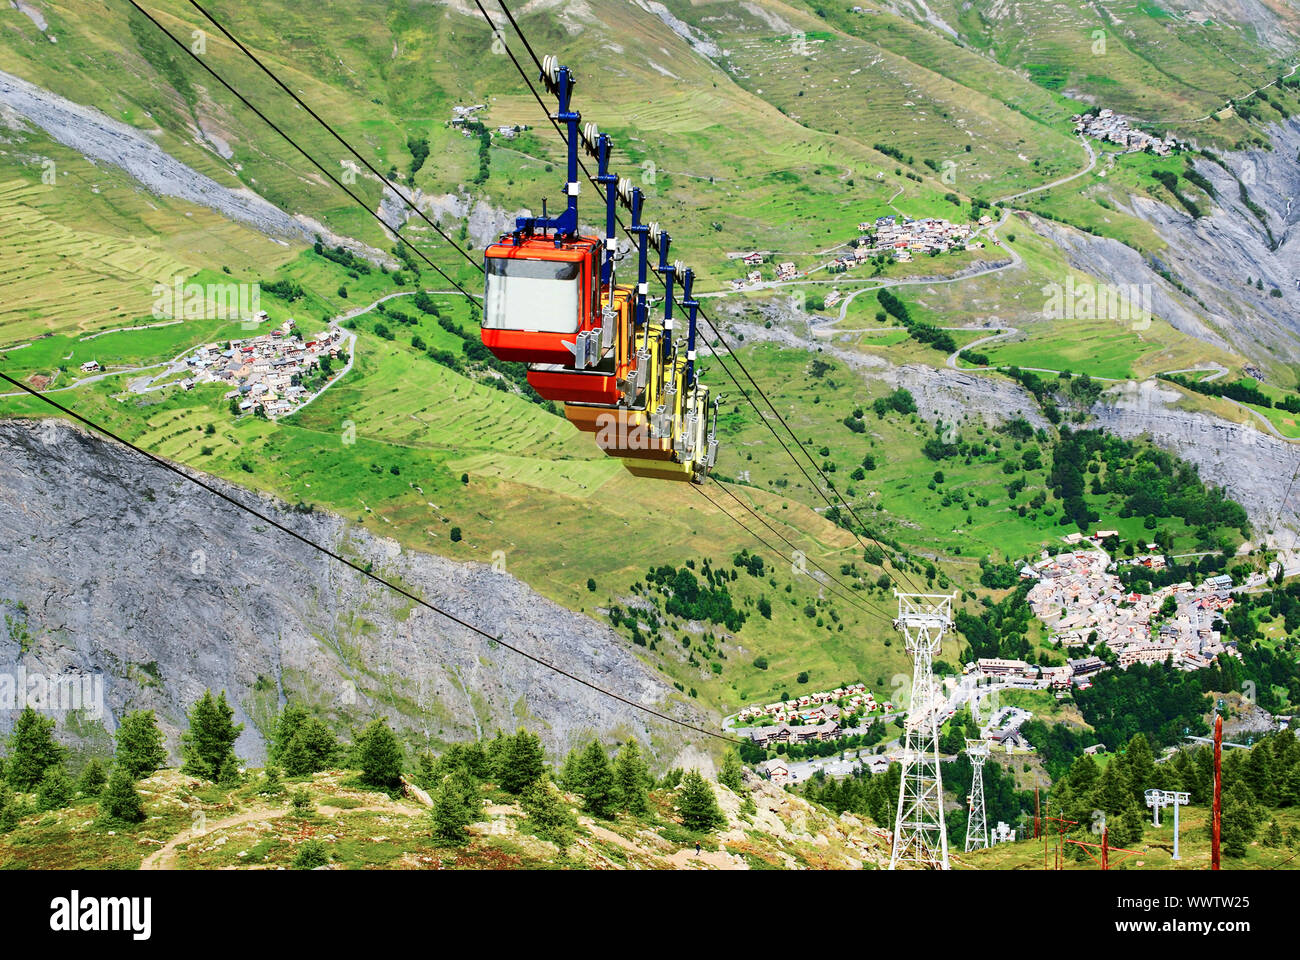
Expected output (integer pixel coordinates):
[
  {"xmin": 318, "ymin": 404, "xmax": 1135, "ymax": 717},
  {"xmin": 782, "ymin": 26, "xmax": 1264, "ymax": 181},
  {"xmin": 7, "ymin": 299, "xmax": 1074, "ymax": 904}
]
[
  {"xmin": 1212, "ymin": 713, "xmax": 1222, "ymax": 871},
  {"xmin": 1101, "ymin": 824, "xmax": 1109, "ymax": 871}
]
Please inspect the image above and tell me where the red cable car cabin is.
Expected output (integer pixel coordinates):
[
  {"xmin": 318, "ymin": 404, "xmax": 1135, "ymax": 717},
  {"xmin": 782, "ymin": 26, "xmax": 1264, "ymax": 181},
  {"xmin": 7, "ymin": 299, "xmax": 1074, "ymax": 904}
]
[{"xmin": 481, "ymin": 234, "xmax": 602, "ymax": 365}]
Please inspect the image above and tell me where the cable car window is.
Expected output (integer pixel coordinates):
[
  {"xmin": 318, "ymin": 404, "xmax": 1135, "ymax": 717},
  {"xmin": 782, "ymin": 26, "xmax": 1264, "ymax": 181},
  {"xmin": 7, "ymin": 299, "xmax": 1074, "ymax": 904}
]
[{"xmin": 483, "ymin": 257, "xmax": 581, "ymax": 333}]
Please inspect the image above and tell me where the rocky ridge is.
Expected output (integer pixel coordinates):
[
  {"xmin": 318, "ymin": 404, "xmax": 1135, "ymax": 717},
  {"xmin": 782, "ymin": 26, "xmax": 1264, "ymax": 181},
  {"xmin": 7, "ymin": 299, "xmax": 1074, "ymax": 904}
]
[{"xmin": 0, "ymin": 418, "xmax": 695, "ymax": 764}]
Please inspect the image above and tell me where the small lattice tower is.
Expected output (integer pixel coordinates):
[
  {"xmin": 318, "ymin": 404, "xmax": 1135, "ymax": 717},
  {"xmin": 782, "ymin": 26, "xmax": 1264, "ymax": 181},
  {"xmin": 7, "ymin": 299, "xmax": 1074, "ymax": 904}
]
[
  {"xmin": 965, "ymin": 739, "xmax": 990, "ymax": 853},
  {"xmin": 890, "ymin": 592, "xmax": 955, "ymax": 870}
]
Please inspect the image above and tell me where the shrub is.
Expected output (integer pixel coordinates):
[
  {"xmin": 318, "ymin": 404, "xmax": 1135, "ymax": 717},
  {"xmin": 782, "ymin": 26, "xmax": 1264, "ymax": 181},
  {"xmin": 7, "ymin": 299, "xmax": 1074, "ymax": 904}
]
[
  {"xmin": 293, "ymin": 839, "xmax": 330, "ymax": 869},
  {"xmin": 97, "ymin": 765, "xmax": 145, "ymax": 824}
]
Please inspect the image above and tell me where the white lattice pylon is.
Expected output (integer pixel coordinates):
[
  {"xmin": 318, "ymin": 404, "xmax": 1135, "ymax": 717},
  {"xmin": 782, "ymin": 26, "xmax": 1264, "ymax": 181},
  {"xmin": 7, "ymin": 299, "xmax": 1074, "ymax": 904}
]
[
  {"xmin": 890, "ymin": 592, "xmax": 955, "ymax": 870},
  {"xmin": 965, "ymin": 739, "xmax": 990, "ymax": 852}
]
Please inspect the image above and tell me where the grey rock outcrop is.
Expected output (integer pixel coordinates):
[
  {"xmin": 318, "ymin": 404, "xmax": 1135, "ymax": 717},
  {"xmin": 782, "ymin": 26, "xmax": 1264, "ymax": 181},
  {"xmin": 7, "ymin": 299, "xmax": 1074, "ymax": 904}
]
[
  {"xmin": 0, "ymin": 68, "xmax": 390, "ymax": 266},
  {"xmin": 0, "ymin": 419, "xmax": 694, "ymax": 763},
  {"xmin": 1092, "ymin": 379, "xmax": 1300, "ymax": 533}
]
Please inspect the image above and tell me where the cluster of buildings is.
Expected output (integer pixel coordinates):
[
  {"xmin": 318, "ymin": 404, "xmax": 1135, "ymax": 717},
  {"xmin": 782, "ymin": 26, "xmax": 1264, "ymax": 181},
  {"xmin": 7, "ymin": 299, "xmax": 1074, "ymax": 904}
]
[
  {"xmin": 758, "ymin": 752, "xmax": 892, "ymax": 786},
  {"xmin": 183, "ymin": 321, "xmax": 348, "ymax": 420},
  {"xmin": 970, "ymin": 655, "xmax": 1104, "ymax": 693},
  {"xmin": 858, "ymin": 214, "xmax": 987, "ymax": 263},
  {"xmin": 735, "ymin": 683, "xmax": 882, "ymax": 750},
  {"xmin": 728, "ymin": 256, "xmax": 799, "ymax": 289},
  {"xmin": 448, "ymin": 103, "xmax": 522, "ymax": 139},
  {"xmin": 726, "ymin": 210, "xmax": 990, "ymax": 288},
  {"xmin": 1022, "ymin": 548, "xmax": 1241, "ymax": 677},
  {"xmin": 1073, "ymin": 109, "xmax": 1178, "ymax": 156},
  {"xmin": 747, "ymin": 720, "xmax": 842, "ymax": 749},
  {"xmin": 735, "ymin": 683, "xmax": 877, "ymax": 725}
]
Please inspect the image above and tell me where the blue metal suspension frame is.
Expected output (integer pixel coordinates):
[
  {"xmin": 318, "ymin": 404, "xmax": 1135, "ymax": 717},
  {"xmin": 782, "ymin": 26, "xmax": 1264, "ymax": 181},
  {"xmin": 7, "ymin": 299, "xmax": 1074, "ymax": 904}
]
[
  {"xmin": 629, "ymin": 188, "xmax": 649, "ymax": 329},
  {"xmin": 595, "ymin": 133, "xmax": 618, "ymax": 286},
  {"xmin": 656, "ymin": 230, "xmax": 676, "ymax": 363},
  {"xmin": 681, "ymin": 268, "xmax": 700, "ymax": 388},
  {"xmin": 513, "ymin": 62, "xmax": 580, "ymax": 243}
]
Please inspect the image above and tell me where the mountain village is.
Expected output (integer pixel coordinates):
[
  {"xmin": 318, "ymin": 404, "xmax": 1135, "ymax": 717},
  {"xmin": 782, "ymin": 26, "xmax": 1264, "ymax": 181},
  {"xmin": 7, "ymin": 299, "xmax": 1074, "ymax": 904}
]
[{"xmin": 180, "ymin": 320, "xmax": 351, "ymax": 420}]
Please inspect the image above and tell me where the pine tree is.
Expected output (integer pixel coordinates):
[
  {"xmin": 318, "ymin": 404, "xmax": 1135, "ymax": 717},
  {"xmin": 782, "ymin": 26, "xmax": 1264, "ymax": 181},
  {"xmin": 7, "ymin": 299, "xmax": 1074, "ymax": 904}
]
[
  {"xmin": 1242, "ymin": 742, "xmax": 1278, "ymax": 807},
  {"xmin": 677, "ymin": 770, "xmax": 725, "ymax": 831},
  {"xmin": 1095, "ymin": 760, "xmax": 1132, "ymax": 820},
  {"xmin": 0, "ymin": 780, "xmax": 17, "ymax": 833},
  {"xmin": 1113, "ymin": 800, "xmax": 1145, "ymax": 849},
  {"xmin": 613, "ymin": 740, "xmax": 651, "ymax": 816},
  {"xmin": 114, "ymin": 710, "xmax": 168, "ymax": 779},
  {"xmin": 268, "ymin": 704, "xmax": 310, "ymax": 764},
  {"xmin": 1121, "ymin": 733, "xmax": 1155, "ymax": 803},
  {"xmin": 429, "ymin": 769, "xmax": 479, "ymax": 846},
  {"xmin": 1214, "ymin": 781, "xmax": 1263, "ymax": 858},
  {"xmin": 354, "ymin": 718, "xmax": 403, "ymax": 789},
  {"xmin": 261, "ymin": 764, "xmax": 284, "ymax": 796},
  {"xmin": 35, "ymin": 765, "xmax": 74, "ymax": 812},
  {"xmin": 292, "ymin": 839, "xmax": 329, "ymax": 869},
  {"xmin": 98, "ymin": 765, "xmax": 145, "ymax": 824},
  {"xmin": 573, "ymin": 740, "xmax": 616, "ymax": 818},
  {"xmin": 415, "ymin": 752, "xmax": 438, "ymax": 790},
  {"xmin": 289, "ymin": 787, "xmax": 314, "ymax": 817},
  {"xmin": 1280, "ymin": 761, "xmax": 1300, "ymax": 808},
  {"xmin": 218, "ymin": 754, "xmax": 243, "ymax": 786},
  {"xmin": 180, "ymin": 690, "xmax": 242, "ymax": 782},
  {"xmin": 497, "ymin": 729, "xmax": 544, "ymax": 795},
  {"xmin": 5, "ymin": 706, "xmax": 66, "ymax": 790},
  {"xmin": 76, "ymin": 758, "xmax": 107, "ymax": 797},
  {"xmin": 559, "ymin": 746, "xmax": 583, "ymax": 792},
  {"xmin": 279, "ymin": 717, "xmax": 339, "ymax": 777},
  {"xmin": 433, "ymin": 742, "xmax": 491, "ymax": 781},
  {"xmin": 519, "ymin": 778, "xmax": 576, "ymax": 851},
  {"xmin": 718, "ymin": 751, "xmax": 745, "ymax": 792},
  {"xmin": 1265, "ymin": 819, "xmax": 1284, "ymax": 847},
  {"xmin": 1065, "ymin": 753, "xmax": 1100, "ymax": 797}
]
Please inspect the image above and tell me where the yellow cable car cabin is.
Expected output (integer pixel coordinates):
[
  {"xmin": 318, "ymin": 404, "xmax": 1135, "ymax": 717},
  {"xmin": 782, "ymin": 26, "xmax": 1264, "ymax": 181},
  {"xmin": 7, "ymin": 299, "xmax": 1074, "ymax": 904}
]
[
  {"xmin": 564, "ymin": 312, "xmax": 672, "ymax": 461},
  {"xmin": 622, "ymin": 357, "xmax": 714, "ymax": 483}
]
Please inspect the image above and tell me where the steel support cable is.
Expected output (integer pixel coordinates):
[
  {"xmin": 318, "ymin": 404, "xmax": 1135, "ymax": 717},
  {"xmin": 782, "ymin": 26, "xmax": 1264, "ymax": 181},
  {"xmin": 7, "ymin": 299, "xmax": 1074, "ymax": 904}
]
[
  {"xmin": 0, "ymin": 370, "xmax": 739, "ymax": 744},
  {"xmin": 707, "ymin": 477, "xmax": 898, "ymax": 623},
  {"xmin": 692, "ymin": 484, "xmax": 895, "ymax": 625},
  {"xmin": 125, "ymin": 0, "xmax": 479, "ymax": 303}
]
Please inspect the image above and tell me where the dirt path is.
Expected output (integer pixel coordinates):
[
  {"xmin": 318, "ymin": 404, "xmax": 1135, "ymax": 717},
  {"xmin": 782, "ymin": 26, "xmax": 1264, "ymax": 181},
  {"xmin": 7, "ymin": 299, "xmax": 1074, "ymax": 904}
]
[
  {"xmin": 663, "ymin": 845, "xmax": 746, "ymax": 869},
  {"xmin": 140, "ymin": 795, "xmax": 414, "ymax": 870},
  {"xmin": 141, "ymin": 807, "xmax": 275, "ymax": 871},
  {"xmin": 995, "ymin": 135, "xmax": 1097, "ymax": 205}
]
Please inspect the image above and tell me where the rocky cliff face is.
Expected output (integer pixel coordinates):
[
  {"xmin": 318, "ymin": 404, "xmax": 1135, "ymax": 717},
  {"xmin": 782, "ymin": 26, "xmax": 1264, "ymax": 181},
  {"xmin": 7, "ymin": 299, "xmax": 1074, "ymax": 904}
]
[
  {"xmin": 0, "ymin": 419, "xmax": 695, "ymax": 764},
  {"xmin": 1031, "ymin": 115, "xmax": 1300, "ymax": 373},
  {"xmin": 1147, "ymin": 115, "xmax": 1300, "ymax": 368},
  {"xmin": 1092, "ymin": 379, "xmax": 1300, "ymax": 535}
]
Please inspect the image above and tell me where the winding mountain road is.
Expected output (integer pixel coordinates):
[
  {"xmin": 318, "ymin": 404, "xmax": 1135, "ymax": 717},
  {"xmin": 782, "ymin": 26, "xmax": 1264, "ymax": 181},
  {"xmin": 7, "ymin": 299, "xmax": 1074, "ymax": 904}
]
[{"xmin": 994, "ymin": 135, "xmax": 1097, "ymax": 206}]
